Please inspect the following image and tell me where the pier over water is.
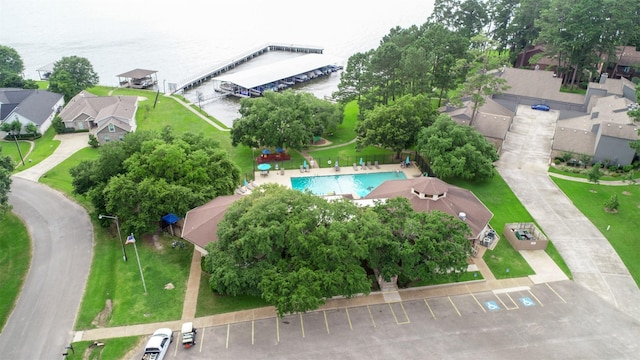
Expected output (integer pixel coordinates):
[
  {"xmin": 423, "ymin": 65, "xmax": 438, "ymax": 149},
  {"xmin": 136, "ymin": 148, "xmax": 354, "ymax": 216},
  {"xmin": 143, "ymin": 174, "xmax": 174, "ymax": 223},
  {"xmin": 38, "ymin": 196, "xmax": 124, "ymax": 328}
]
[{"xmin": 173, "ymin": 43, "xmax": 324, "ymax": 93}]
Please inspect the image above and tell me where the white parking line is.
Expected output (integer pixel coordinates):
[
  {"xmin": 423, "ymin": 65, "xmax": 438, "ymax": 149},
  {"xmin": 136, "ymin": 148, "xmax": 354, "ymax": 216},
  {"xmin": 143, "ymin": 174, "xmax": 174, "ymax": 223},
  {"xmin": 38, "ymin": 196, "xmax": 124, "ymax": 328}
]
[
  {"xmin": 471, "ymin": 293, "xmax": 487, "ymax": 313},
  {"xmin": 226, "ymin": 324, "xmax": 230, "ymax": 349},
  {"xmin": 346, "ymin": 308, "xmax": 353, "ymax": 330},
  {"xmin": 323, "ymin": 311, "xmax": 330, "ymax": 334},
  {"xmin": 300, "ymin": 313, "xmax": 305, "ymax": 338},
  {"xmin": 424, "ymin": 299, "xmax": 436, "ymax": 319},
  {"xmin": 199, "ymin": 327, "xmax": 205, "ymax": 352},
  {"xmin": 546, "ymin": 283, "xmax": 567, "ymax": 303},
  {"xmin": 528, "ymin": 289, "xmax": 544, "ymax": 307},
  {"xmin": 367, "ymin": 305, "xmax": 377, "ymax": 328},
  {"xmin": 448, "ymin": 297, "xmax": 462, "ymax": 317}
]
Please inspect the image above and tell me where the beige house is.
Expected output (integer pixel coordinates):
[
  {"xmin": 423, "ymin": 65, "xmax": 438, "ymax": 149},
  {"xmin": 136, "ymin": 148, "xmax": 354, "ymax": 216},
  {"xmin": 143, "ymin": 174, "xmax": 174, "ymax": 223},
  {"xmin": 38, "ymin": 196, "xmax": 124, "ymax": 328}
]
[{"xmin": 59, "ymin": 91, "xmax": 138, "ymax": 144}]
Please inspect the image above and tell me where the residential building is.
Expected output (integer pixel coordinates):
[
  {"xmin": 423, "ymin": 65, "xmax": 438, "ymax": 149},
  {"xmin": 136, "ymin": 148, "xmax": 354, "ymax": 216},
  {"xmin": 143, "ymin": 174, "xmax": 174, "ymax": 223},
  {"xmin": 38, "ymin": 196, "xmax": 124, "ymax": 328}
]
[
  {"xmin": 58, "ymin": 91, "xmax": 138, "ymax": 144},
  {"xmin": 0, "ymin": 88, "xmax": 64, "ymax": 134}
]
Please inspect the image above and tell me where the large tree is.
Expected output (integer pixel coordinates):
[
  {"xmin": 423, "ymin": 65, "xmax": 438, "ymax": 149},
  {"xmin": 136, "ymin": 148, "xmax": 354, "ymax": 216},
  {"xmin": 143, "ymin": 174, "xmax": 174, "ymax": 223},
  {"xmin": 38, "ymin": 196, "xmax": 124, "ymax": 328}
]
[
  {"xmin": 0, "ymin": 148, "xmax": 14, "ymax": 218},
  {"xmin": 70, "ymin": 127, "xmax": 240, "ymax": 235},
  {"xmin": 230, "ymin": 90, "xmax": 342, "ymax": 151},
  {"xmin": 370, "ymin": 198, "xmax": 472, "ymax": 286},
  {"xmin": 417, "ymin": 115, "xmax": 499, "ymax": 181},
  {"xmin": 48, "ymin": 56, "xmax": 99, "ymax": 101},
  {"xmin": 204, "ymin": 185, "xmax": 371, "ymax": 316},
  {"xmin": 0, "ymin": 45, "xmax": 24, "ymax": 79},
  {"xmin": 356, "ymin": 94, "xmax": 438, "ymax": 159}
]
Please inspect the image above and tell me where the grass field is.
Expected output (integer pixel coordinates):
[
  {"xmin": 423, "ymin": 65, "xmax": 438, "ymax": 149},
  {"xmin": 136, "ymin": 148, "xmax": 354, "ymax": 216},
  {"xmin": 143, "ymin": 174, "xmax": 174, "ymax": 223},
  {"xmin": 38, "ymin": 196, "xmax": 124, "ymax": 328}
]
[
  {"xmin": 67, "ymin": 336, "xmax": 142, "ymax": 360},
  {"xmin": 552, "ymin": 178, "xmax": 640, "ymax": 286},
  {"xmin": 0, "ymin": 214, "xmax": 31, "ymax": 332}
]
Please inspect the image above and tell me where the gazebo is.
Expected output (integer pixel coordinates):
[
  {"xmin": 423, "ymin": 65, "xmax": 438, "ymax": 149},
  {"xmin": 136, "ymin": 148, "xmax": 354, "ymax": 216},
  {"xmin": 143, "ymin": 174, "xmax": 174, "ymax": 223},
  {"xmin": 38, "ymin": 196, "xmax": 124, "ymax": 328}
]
[{"xmin": 116, "ymin": 69, "xmax": 158, "ymax": 89}]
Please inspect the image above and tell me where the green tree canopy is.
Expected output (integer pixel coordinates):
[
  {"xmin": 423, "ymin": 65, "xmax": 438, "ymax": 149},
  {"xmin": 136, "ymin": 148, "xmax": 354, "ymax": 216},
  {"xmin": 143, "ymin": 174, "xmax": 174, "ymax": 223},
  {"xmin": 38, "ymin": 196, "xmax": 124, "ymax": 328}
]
[
  {"xmin": 0, "ymin": 147, "xmax": 14, "ymax": 218},
  {"xmin": 70, "ymin": 127, "xmax": 240, "ymax": 235},
  {"xmin": 48, "ymin": 56, "xmax": 99, "ymax": 101},
  {"xmin": 369, "ymin": 198, "xmax": 472, "ymax": 285},
  {"xmin": 230, "ymin": 90, "xmax": 342, "ymax": 151},
  {"xmin": 356, "ymin": 94, "xmax": 438, "ymax": 159},
  {"xmin": 204, "ymin": 185, "xmax": 371, "ymax": 316},
  {"xmin": 0, "ymin": 45, "xmax": 24, "ymax": 78},
  {"xmin": 417, "ymin": 114, "xmax": 499, "ymax": 181}
]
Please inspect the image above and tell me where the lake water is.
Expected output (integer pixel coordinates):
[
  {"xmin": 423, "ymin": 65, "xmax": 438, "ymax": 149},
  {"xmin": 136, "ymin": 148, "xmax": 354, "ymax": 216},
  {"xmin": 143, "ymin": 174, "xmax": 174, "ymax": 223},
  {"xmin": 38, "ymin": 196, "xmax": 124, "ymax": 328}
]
[{"xmin": 0, "ymin": 0, "xmax": 434, "ymax": 126}]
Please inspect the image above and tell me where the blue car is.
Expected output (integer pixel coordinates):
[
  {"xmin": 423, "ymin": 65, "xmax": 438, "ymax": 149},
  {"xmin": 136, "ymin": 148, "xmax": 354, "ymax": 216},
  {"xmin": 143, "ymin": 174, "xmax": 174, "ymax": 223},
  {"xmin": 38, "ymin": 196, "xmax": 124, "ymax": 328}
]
[{"xmin": 531, "ymin": 104, "xmax": 550, "ymax": 111}]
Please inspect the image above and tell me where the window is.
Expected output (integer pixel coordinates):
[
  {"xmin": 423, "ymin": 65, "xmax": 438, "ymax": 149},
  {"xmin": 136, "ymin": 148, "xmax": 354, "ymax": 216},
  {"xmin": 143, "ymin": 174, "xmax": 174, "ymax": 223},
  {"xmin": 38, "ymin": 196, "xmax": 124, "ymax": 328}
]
[
  {"xmin": 108, "ymin": 123, "xmax": 116, "ymax": 133},
  {"xmin": 104, "ymin": 136, "xmax": 110, "ymax": 142},
  {"xmin": 118, "ymin": 135, "xmax": 124, "ymax": 141}
]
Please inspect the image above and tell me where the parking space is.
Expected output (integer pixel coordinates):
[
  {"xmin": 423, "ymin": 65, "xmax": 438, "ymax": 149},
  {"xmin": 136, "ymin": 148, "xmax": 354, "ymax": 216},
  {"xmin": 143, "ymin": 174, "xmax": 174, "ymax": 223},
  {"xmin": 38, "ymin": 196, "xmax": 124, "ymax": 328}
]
[{"xmin": 159, "ymin": 283, "xmax": 572, "ymax": 359}]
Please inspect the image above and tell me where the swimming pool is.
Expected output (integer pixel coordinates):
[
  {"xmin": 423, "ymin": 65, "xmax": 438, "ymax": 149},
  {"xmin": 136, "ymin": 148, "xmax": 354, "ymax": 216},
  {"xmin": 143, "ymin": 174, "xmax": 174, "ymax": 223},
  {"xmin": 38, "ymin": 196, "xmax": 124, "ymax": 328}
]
[{"xmin": 290, "ymin": 171, "xmax": 407, "ymax": 197}]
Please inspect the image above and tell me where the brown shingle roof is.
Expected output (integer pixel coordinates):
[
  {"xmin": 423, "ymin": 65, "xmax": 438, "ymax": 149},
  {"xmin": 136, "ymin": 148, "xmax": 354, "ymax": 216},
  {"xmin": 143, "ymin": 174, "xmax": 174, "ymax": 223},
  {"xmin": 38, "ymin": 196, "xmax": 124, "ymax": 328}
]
[
  {"xmin": 499, "ymin": 68, "xmax": 585, "ymax": 104},
  {"xmin": 181, "ymin": 194, "xmax": 243, "ymax": 250},
  {"xmin": 365, "ymin": 177, "xmax": 493, "ymax": 240}
]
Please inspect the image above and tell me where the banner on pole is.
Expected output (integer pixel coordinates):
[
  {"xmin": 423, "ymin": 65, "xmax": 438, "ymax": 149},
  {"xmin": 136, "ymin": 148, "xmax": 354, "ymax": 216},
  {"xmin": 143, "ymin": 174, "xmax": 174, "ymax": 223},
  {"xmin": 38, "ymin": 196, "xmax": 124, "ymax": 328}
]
[{"xmin": 125, "ymin": 234, "xmax": 136, "ymax": 245}]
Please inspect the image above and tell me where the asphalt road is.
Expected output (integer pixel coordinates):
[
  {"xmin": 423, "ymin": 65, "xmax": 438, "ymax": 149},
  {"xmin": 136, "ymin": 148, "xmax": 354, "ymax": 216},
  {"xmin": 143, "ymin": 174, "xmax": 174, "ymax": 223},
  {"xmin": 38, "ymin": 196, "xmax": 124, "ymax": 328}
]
[{"xmin": 0, "ymin": 177, "xmax": 93, "ymax": 359}]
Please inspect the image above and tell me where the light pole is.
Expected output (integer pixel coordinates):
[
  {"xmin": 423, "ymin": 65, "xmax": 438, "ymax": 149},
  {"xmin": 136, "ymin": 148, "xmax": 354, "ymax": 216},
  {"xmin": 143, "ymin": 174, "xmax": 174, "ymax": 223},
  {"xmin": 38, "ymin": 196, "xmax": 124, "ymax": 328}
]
[
  {"xmin": 98, "ymin": 214, "xmax": 127, "ymax": 262},
  {"xmin": 126, "ymin": 233, "xmax": 147, "ymax": 294}
]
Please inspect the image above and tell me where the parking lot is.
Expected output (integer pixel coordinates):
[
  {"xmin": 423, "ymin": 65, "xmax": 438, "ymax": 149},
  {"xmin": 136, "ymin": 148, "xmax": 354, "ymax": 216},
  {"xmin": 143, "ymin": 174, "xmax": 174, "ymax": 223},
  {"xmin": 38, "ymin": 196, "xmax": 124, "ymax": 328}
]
[{"xmin": 131, "ymin": 281, "xmax": 640, "ymax": 359}]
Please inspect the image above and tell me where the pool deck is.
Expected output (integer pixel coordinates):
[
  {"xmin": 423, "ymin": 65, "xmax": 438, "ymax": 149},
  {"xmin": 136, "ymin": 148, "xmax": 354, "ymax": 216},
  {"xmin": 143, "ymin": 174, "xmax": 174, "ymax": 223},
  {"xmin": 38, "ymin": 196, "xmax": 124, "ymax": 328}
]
[{"xmin": 251, "ymin": 163, "xmax": 423, "ymax": 197}]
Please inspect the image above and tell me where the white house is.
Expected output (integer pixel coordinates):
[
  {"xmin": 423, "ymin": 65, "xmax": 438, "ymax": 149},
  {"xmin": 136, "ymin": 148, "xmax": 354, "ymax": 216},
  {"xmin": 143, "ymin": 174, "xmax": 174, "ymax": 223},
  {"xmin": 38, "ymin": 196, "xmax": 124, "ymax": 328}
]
[{"xmin": 0, "ymin": 88, "xmax": 64, "ymax": 134}]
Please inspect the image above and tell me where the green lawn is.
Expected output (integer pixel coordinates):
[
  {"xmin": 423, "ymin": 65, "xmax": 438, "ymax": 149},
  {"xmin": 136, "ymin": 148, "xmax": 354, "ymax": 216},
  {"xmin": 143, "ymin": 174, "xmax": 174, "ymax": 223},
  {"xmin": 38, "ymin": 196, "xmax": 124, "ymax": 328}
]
[
  {"xmin": 0, "ymin": 213, "xmax": 31, "ymax": 332},
  {"xmin": 0, "ymin": 140, "xmax": 31, "ymax": 167},
  {"xmin": 12, "ymin": 128, "xmax": 61, "ymax": 173},
  {"xmin": 196, "ymin": 272, "xmax": 269, "ymax": 317},
  {"xmin": 67, "ymin": 336, "xmax": 142, "ymax": 360},
  {"xmin": 451, "ymin": 174, "xmax": 546, "ymax": 279},
  {"xmin": 40, "ymin": 147, "xmax": 100, "ymax": 200},
  {"xmin": 75, "ymin": 231, "xmax": 193, "ymax": 329},
  {"xmin": 552, "ymin": 178, "xmax": 640, "ymax": 286}
]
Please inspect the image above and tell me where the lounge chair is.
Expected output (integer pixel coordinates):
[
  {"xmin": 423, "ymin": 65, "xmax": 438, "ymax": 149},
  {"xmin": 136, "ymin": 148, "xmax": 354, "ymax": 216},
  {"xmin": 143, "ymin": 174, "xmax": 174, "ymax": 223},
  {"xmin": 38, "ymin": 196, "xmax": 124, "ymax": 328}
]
[
  {"xmin": 300, "ymin": 165, "xmax": 304, "ymax": 173},
  {"xmin": 334, "ymin": 163, "xmax": 340, "ymax": 172},
  {"xmin": 367, "ymin": 161, "xmax": 372, "ymax": 170},
  {"xmin": 374, "ymin": 160, "xmax": 380, "ymax": 169},
  {"xmin": 305, "ymin": 165, "xmax": 309, "ymax": 172},
  {"xmin": 236, "ymin": 185, "xmax": 246, "ymax": 194},
  {"xmin": 353, "ymin": 163, "xmax": 358, "ymax": 171},
  {"xmin": 281, "ymin": 169, "xmax": 285, "ymax": 175},
  {"xmin": 361, "ymin": 163, "xmax": 366, "ymax": 171}
]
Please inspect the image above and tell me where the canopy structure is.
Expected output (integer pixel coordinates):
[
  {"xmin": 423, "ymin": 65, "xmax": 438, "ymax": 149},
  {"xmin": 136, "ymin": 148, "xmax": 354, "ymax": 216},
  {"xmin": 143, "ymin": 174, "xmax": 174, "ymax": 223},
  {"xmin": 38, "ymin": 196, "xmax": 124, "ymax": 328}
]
[
  {"xmin": 257, "ymin": 163, "xmax": 272, "ymax": 171},
  {"xmin": 161, "ymin": 213, "xmax": 180, "ymax": 235},
  {"xmin": 116, "ymin": 68, "xmax": 158, "ymax": 89}
]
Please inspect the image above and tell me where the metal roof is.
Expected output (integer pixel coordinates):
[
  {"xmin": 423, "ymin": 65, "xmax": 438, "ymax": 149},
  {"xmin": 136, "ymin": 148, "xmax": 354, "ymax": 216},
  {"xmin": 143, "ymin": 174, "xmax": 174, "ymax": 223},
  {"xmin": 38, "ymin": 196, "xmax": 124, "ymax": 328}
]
[
  {"xmin": 116, "ymin": 69, "xmax": 157, "ymax": 79},
  {"xmin": 212, "ymin": 54, "xmax": 340, "ymax": 89}
]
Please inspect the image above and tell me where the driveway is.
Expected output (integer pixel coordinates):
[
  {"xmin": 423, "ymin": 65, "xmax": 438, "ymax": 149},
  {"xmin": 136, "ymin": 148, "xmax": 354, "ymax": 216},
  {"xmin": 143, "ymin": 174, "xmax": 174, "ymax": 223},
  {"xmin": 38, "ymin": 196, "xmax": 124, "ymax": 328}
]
[{"xmin": 496, "ymin": 105, "xmax": 640, "ymax": 321}]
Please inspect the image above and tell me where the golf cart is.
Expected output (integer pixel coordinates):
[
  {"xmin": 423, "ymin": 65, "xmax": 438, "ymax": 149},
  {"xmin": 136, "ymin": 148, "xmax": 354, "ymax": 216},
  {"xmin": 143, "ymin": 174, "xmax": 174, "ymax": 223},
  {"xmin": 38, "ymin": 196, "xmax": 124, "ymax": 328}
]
[{"xmin": 181, "ymin": 322, "xmax": 197, "ymax": 349}]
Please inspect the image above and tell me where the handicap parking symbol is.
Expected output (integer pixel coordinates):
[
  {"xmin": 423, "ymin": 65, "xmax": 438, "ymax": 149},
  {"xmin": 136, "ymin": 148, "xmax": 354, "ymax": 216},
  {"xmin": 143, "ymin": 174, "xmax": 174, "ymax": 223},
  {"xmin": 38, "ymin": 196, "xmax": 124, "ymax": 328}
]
[
  {"xmin": 519, "ymin": 297, "xmax": 535, "ymax": 307},
  {"xmin": 484, "ymin": 301, "xmax": 500, "ymax": 311}
]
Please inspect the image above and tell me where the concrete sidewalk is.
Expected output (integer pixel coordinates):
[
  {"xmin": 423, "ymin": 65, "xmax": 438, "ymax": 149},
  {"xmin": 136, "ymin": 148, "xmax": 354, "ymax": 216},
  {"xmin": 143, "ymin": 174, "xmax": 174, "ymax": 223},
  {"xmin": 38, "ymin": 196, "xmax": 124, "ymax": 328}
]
[{"xmin": 13, "ymin": 132, "xmax": 90, "ymax": 182}]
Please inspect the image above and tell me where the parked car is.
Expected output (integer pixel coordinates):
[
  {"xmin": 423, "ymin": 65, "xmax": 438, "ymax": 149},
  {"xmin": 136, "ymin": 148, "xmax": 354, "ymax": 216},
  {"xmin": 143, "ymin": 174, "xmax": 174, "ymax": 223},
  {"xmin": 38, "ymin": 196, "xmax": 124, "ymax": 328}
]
[
  {"xmin": 531, "ymin": 104, "xmax": 550, "ymax": 111},
  {"xmin": 142, "ymin": 328, "xmax": 173, "ymax": 360}
]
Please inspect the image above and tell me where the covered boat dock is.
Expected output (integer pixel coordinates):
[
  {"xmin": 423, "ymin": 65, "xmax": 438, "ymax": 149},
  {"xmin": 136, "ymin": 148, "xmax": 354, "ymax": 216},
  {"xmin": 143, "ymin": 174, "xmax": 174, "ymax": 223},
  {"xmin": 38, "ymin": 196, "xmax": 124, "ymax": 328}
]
[
  {"xmin": 212, "ymin": 54, "xmax": 342, "ymax": 97},
  {"xmin": 117, "ymin": 68, "xmax": 158, "ymax": 89}
]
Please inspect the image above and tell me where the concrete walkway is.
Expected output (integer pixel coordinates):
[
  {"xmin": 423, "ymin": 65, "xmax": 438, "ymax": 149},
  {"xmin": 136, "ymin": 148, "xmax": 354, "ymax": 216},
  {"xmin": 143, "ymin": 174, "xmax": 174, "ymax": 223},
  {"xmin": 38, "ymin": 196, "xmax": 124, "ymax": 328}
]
[
  {"xmin": 496, "ymin": 105, "xmax": 640, "ymax": 321},
  {"xmin": 13, "ymin": 132, "xmax": 90, "ymax": 181},
  {"xmin": 548, "ymin": 171, "xmax": 635, "ymax": 186},
  {"xmin": 181, "ymin": 249, "xmax": 202, "ymax": 320}
]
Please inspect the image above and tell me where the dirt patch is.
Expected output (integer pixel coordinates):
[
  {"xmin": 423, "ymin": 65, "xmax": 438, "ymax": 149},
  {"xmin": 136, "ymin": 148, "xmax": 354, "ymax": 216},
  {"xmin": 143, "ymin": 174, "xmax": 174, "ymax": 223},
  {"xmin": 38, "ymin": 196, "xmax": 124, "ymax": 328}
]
[
  {"xmin": 91, "ymin": 299, "xmax": 113, "ymax": 328},
  {"xmin": 604, "ymin": 208, "xmax": 618, "ymax": 213},
  {"xmin": 589, "ymin": 189, "xmax": 597, "ymax": 193},
  {"xmin": 138, "ymin": 96, "xmax": 148, "ymax": 101},
  {"xmin": 622, "ymin": 191, "xmax": 632, "ymax": 196},
  {"xmin": 150, "ymin": 233, "xmax": 163, "ymax": 250},
  {"xmin": 310, "ymin": 138, "xmax": 332, "ymax": 146}
]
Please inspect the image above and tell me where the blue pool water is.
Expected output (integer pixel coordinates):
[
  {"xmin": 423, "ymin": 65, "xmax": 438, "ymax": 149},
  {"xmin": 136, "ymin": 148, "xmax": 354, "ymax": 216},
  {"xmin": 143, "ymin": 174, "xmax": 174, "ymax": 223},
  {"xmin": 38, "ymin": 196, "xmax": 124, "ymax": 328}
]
[{"xmin": 291, "ymin": 171, "xmax": 407, "ymax": 197}]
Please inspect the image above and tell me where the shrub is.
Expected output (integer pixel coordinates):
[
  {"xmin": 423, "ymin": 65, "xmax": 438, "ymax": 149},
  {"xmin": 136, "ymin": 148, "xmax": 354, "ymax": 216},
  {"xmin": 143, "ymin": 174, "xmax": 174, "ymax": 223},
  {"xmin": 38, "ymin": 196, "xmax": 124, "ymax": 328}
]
[{"xmin": 554, "ymin": 158, "xmax": 561, "ymax": 165}]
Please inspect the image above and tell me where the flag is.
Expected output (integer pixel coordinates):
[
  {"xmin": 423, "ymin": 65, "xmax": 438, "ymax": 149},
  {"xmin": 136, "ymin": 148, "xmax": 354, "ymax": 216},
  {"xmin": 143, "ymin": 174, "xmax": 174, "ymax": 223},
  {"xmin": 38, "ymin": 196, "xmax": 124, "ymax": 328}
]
[{"xmin": 125, "ymin": 234, "xmax": 136, "ymax": 245}]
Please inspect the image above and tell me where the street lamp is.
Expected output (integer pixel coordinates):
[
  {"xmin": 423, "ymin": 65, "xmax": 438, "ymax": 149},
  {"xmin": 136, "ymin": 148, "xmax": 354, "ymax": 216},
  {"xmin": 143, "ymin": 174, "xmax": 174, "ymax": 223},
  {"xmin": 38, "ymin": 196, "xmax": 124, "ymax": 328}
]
[{"xmin": 98, "ymin": 214, "xmax": 127, "ymax": 262}]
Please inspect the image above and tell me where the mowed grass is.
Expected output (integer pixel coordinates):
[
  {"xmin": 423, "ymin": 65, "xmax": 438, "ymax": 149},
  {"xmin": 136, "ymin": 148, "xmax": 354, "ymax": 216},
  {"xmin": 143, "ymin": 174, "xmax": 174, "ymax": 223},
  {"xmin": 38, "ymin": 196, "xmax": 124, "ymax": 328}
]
[
  {"xmin": 40, "ymin": 147, "xmax": 100, "ymax": 203},
  {"xmin": 75, "ymin": 232, "xmax": 193, "ymax": 329},
  {"xmin": 450, "ymin": 174, "xmax": 537, "ymax": 279},
  {"xmin": 0, "ymin": 140, "xmax": 31, "ymax": 167},
  {"xmin": 552, "ymin": 178, "xmax": 640, "ymax": 286},
  {"xmin": 0, "ymin": 214, "xmax": 31, "ymax": 332},
  {"xmin": 196, "ymin": 272, "xmax": 269, "ymax": 317},
  {"xmin": 67, "ymin": 336, "xmax": 143, "ymax": 360}
]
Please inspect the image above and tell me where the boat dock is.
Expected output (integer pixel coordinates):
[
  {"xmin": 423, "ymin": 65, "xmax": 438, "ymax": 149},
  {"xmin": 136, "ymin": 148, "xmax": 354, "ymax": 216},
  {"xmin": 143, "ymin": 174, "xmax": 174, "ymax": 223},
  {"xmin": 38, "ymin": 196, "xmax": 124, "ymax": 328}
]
[
  {"xmin": 173, "ymin": 43, "xmax": 324, "ymax": 93},
  {"xmin": 211, "ymin": 54, "xmax": 342, "ymax": 98}
]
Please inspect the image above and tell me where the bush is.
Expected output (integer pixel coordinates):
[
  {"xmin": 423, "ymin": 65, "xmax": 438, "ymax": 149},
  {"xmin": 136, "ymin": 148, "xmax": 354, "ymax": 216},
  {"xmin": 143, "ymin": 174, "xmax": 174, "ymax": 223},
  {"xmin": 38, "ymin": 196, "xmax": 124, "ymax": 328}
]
[{"xmin": 554, "ymin": 158, "xmax": 561, "ymax": 165}]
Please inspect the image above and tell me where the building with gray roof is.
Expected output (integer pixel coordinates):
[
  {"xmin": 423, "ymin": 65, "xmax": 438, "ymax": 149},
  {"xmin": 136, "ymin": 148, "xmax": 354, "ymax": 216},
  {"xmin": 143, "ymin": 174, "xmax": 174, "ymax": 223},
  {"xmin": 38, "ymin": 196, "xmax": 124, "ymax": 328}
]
[{"xmin": 0, "ymin": 88, "xmax": 64, "ymax": 134}]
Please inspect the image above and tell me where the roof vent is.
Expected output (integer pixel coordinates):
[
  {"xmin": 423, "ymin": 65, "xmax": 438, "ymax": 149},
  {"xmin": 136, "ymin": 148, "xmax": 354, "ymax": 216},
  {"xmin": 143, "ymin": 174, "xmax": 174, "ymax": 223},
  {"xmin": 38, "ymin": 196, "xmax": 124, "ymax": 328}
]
[{"xmin": 459, "ymin": 212, "xmax": 467, "ymax": 221}]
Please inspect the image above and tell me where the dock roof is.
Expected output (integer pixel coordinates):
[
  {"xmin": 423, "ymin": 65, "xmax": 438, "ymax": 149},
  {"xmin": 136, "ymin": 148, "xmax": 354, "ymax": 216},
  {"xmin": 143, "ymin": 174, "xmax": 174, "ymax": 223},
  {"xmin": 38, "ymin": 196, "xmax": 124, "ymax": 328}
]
[
  {"xmin": 116, "ymin": 69, "xmax": 157, "ymax": 79},
  {"xmin": 212, "ymin": 54, "xmax": 340, "ymax": 89}
]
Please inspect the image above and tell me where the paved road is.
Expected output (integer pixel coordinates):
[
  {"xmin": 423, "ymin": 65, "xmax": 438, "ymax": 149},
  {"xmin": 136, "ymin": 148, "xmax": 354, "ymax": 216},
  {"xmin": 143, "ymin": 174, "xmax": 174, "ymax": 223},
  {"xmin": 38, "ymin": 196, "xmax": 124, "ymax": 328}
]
[
  {"xmin": 0, "ymin": 178, "xmax": 93, "ymax": 358},
  {"xmin": 496, "ymin": 105, "xmax": 640, "ymax": 321}
]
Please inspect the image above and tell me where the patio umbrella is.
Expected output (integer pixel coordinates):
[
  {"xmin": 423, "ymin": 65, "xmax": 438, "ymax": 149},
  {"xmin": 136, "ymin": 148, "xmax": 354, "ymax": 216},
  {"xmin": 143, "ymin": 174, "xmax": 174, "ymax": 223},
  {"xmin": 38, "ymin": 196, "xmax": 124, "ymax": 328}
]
[
  {"xmin": 257, "ymin": 163, "xmax": 271, "ymax": 171},
  {"xmin": 244, "ymin": 178, "xmax": 248, "ymax": 186},
  {"xmin": 405, "ymin": 156, "xmax": 410, "ymax": 165},
  {"xmin": 276, "ymin": 147, "xmax": 284, "ymax": 153},
  {"xmin": 360, "ymin": 158, "xmax": 363, "ymax": 165},
  {"xmin": 262, "ymin": 149, "xmax": 271, "ymax": 155}
]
